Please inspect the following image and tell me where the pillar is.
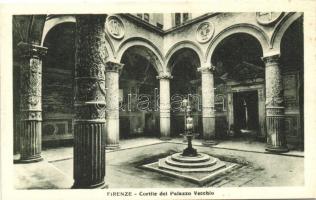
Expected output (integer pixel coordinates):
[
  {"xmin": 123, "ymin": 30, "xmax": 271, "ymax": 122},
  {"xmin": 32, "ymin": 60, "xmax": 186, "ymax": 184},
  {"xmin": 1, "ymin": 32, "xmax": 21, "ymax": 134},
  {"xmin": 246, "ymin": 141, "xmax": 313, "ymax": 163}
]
[
  {"xmin": 263, "ymin": 54, "xmax": 288, "ymax": 153},
  {"xmin": 198, "ymin": 65, "xmax": 217, "ymax": 146},
  {"xmin": 72, "ymin": 15, "xmax": 107, "ymax": 189},
  {"xmin": 18, "ymin": 42, "xmax": 47, "ymax": 163},
  {"xmin": 105, "ymin": 61, "xmax": 123, "ymax": 149},
  {"xmin": 157, "ymin": 74, "xmax": 172, "ymax": 140}
]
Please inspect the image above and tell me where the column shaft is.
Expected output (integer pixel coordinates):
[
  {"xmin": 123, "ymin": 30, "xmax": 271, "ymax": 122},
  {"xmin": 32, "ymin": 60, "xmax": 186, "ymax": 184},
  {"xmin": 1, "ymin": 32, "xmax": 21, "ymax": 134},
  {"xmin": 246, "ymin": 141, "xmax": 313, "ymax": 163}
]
[
  {"xmin": 73, "ymin": 15, "xmax": 107, "ymax": 189},
  {"xmin": 105, "ymin": 61, "xmax": 123, "ymax": 149},
  {"xmin": 263, "ymin": 54, "xmax": 288, "ymax": 153},
  {"xmin": 158, "ymin": 74, "xmax": 172, "ymax": 140},
  {"xmin": 199, "ymin": 65, "xmax": 216, "ymax": 146},
  {"xmin": 19, "ymin": 43, "xmax": 47, "ymax": 163}
]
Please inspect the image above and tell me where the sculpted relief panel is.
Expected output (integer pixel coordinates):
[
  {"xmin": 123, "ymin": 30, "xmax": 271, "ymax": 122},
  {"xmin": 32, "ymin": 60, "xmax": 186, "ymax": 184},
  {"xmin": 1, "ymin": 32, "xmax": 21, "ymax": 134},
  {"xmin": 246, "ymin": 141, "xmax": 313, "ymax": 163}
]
[
  {"xmin": 196, "ymin": 22, "xmax": 215, "ymax": 44},
  {"xmin": 106, "ymin": 15, "xmax": 125, "ymax": 40},
  {"xmin": 256, "ymin": 12, "xmax": 283, "ymax": 25}
]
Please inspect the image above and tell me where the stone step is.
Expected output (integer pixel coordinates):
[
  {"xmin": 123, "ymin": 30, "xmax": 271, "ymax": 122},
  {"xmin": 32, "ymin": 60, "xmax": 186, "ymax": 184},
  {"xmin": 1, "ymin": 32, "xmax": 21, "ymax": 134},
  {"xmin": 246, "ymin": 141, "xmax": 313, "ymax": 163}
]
[
  {"xmin": 158, "ymin": 158, "xmax": 227, "ymax": 173},
  {"xmin": 170, "ymin": 153, "xmax": 211, "ymax": 163},
  {"xmin": 165, "ymin": 156, "xmax": 218, "ymax": 168}
]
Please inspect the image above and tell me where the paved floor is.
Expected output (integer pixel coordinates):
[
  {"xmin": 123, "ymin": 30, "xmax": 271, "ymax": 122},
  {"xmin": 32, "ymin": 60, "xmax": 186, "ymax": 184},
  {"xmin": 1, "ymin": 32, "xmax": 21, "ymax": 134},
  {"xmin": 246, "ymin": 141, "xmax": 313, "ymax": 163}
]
[{"xmin": 14, "ymin": 137, "xmax": 304, "ymax": 189}]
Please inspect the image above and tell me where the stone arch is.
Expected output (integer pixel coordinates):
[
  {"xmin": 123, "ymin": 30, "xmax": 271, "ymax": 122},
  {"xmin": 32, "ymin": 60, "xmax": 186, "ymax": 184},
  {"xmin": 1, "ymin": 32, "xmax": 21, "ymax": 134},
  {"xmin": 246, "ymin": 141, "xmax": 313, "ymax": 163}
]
[
  {"xmin": 270, "ymin": 12, "xmax": 303, "ymax": 51},
  {"xmin": 13, "ymin": 15, "xmax": 47, "ymax": 45},
  {"xmin": 116, "ymin": 37, "xmax": 164, "ymax": 74},
  {"xmin": 206, "ymin": 23, "xmax": 269, "ymax": 64},
  {"xmin": 41, "ymin": 15, "xmax": 76, "ymax": 45},
  {"xmin": 165, "ymin": 40, "xmax": 203, "ymax": 72},
  {"xmin": 41, "ymin": 15, "xmax": 115, "ymax": 58}
]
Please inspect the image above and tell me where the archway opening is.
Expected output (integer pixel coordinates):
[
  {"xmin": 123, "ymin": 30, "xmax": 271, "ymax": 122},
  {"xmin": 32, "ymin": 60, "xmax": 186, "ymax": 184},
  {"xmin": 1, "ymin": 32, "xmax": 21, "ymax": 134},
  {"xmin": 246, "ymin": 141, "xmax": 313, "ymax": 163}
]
[
  {"xmin": 211, "ymin": 33, "xmax": 264, "ymax": 140},
  {"xmin": 119, "ymin": 46, "xmax": 160, "ymax": 139},
  {"xmin": 42, "ymin": 22, "xmax": 76, "ymax": 144},
  {"xmin": 280, "ymin": 16, "xmax": 304, "ymax": 149},
  {"xmin": 169, "ymin": 48, "xmax": 202, "ymax": 137}
]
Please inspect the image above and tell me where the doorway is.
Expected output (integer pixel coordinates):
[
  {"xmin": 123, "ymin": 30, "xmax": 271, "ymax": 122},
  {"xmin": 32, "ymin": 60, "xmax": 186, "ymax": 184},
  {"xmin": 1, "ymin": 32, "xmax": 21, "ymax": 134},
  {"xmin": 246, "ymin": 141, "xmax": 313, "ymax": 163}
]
[{"xmin": 233, "ymin": 90, "xmax": 259, "ymax": 137}]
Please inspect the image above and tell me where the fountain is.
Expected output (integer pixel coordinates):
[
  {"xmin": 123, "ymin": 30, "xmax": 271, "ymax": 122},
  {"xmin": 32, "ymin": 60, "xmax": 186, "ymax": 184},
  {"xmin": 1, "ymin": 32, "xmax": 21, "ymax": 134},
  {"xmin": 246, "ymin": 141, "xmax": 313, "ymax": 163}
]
[
  {"xmin": 142, "ymin": 98, "xmax": 239, "ymax": 186},
  {"xmin": 158, "ymin": 98, "xmax": 226, "ymax": 173}
]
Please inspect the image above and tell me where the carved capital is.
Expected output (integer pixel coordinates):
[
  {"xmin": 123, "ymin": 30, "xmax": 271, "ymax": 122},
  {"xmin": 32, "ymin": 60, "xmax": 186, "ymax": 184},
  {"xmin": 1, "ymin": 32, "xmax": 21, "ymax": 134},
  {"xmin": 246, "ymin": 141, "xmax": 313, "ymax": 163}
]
[
  {"xmin": 197, "ymin": 65, "xmax": 215, "ymax": 73},
  {"xmin": 105, "ymin": 61, "xmax": 124, "ymax": 73},
  {"xmin": 157, "ymin": 73, "xmax": 173, "ymax": 80},
  {"xmin": 262, "ymin": 54, "xmax": 280, "ymax": 66},
  {"xmin": 18, "ymin": 42, "xmax": 47, "ymax": 59}
]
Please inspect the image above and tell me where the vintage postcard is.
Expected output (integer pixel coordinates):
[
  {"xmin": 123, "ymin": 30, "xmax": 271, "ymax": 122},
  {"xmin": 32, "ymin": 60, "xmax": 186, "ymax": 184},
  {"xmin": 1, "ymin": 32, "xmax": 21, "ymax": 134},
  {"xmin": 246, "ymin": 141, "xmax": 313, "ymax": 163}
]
[{"xmin": 1, "ymin": 0, "xmax": 316, "ymax": 199}]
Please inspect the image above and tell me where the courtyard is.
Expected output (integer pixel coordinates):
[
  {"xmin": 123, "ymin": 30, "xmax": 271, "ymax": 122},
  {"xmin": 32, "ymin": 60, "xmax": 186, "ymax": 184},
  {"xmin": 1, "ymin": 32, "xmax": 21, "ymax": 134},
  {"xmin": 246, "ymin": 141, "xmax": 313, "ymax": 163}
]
[
  {"xmin": 14, "ymin": 138, "xmax": 304, "ymax": 189},
  {"xmin": 11, "ymin": 13, "xmax": 306, "ymax": 191}
]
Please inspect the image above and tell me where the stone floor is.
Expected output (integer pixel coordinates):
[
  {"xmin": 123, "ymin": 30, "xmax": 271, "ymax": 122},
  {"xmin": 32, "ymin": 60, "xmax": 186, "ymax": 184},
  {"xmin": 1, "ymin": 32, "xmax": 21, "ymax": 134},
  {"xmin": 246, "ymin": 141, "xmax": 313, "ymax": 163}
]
[{"xmin": 14, "ymin": 137, "xmax": 304, "ymax": 189}]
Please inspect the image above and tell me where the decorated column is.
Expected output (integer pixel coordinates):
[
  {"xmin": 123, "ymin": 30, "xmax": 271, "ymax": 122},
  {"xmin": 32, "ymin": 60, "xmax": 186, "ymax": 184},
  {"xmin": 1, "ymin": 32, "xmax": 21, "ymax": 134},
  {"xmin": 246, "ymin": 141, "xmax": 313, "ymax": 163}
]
[
  {"xmin": 263, "ymin": 54, "xmax": 288, "ymax": 153},
  {"xmin": 19, "ymin": 43, "xmax": 47, "ymax": 163},
  {"xmin": 73, "ymin": 15, "xmax": 107, "ymax": 189},
  {"xmin": 198, "ymin": 65, "xmax": 217, "ymax": 146},
  {"xmin": 105, "ymin": 61, "xmax": 123, "ymax": 149},
  {"xmin": 157, "ymin": 73, "xmax": 172, "ymax": 140}
]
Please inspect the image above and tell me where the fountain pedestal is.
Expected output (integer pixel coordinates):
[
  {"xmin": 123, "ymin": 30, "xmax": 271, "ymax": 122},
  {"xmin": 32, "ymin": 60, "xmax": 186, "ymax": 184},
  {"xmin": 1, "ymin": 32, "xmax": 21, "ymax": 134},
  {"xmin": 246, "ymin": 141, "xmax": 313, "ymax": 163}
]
[
  {"xmin": 182, "ymin": 135, "xmax": 197, "ymax": 157},
  {"xmin": 142, "ymin": 98, "xmax": 239, "ymax": 186},
  {"xmin": 158, "ymin": 99, "xmax": 227, "ymax": 173}
]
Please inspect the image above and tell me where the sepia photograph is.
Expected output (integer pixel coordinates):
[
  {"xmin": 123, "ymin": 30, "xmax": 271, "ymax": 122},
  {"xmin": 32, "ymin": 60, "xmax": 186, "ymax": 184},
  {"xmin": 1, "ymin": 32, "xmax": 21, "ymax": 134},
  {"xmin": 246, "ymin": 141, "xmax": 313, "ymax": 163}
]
[{"xmin": 1, "ymin": 2, "xmax": 316, "ymax": 200}]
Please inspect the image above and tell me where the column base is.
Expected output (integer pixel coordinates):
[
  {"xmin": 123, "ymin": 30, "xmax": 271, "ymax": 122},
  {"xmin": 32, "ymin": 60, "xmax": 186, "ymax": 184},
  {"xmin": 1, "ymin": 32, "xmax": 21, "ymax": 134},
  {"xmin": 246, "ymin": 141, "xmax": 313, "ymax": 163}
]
[
  {"xmin": 202, "ymin": 140, "xmax": 218, "ymax": 146},
  {"xmin": 105, "ymin": 144, "xmax": 120, "ymax": 150},
  {"xmin": 160, "ymin": 136, "xmax": 171, "ymax": 141},
  {"xmin": 17, "ymin": 156, "xmax": 43, "ymax": 164},
  {"xmin": 265, "ymin": 145, "xmax": 289, "ymax": 153},
  {"xmin": 72, "ymin": 181, "xmax": 107, "ymax": 189}
]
